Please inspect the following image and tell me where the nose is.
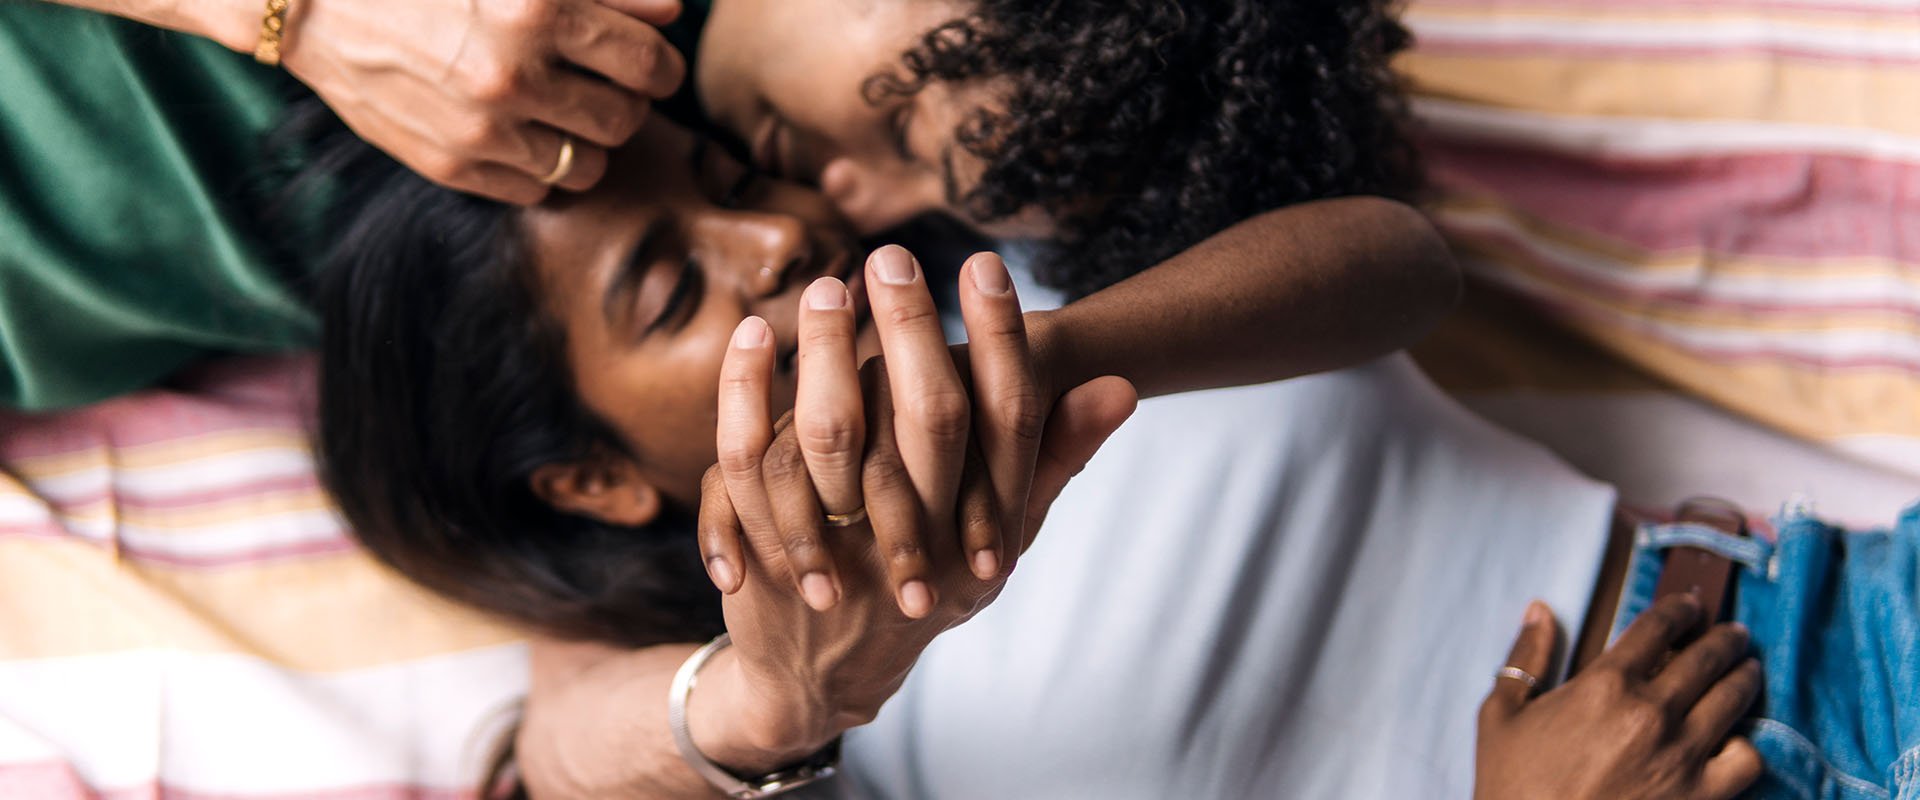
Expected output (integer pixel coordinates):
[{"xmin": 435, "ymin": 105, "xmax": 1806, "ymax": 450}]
[
  {"xmin": 692, "ymin": 211, "xmax": 814, "ymax": 298},
  {"xmin": 819, "ymin": 157, "xmax": 940, "ymax": 235}
]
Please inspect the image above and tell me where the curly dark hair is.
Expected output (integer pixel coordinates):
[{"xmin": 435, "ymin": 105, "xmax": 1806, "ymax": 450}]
[{"xmin": 873, "ymin": 0, "xmax": 1419, "ymax": 299}]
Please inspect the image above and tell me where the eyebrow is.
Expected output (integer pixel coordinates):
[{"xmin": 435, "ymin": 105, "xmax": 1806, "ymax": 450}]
[{"xmin": 600, "ymin": 216, "xmax": 669, "ymax": 334}]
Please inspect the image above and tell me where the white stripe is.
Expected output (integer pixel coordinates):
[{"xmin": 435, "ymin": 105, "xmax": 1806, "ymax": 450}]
[
  {"xmin": 0, "ymin": 645, "xmax": 527, "ymax": 794},
  {"xmin": 1413, "ymin": 96, "xmax": 1920, "ymax": 163},
  {"xmin": 1832, "ymin": 434, "xmax": 1920, "ymax": 478},
  {"xmin": 111, "ymin": 508, "xmax": 348, "ymax": 560},
  {"xmin": 1454, "ymin": 390, "xmax": 1920, "ymax": 522},
  {"xmin": 1435, "ymin": 206, "xmax": 1920, "ymax": 313},
  {"xmin": 1464, "ymin": 254, "xmax": 1920, "ymax": 368},
  {"xmin": 20, "ymin": 448, "xmax": 318, "ymax": 505},
  {"xmin": 0, "ymin": 492, "xmax": 52, "ymax": 529},
  {"xmin": 1407, "ymin": 13, "xmax": 1920, "ymax": 61}
]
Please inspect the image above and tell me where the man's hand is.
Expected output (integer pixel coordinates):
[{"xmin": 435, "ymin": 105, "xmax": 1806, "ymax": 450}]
[{"xmin": 1475, "ymin": 595, "xmax": 1765, "ymax": 800}]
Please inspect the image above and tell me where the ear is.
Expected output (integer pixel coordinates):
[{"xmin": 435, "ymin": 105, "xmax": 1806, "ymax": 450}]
[{"xmin": 529, "ymin": 458, "xmax": 664, "ymax": 528}]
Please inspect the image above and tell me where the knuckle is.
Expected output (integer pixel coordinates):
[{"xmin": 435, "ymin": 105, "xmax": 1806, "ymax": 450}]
[
  {"xmin": 798, "ymin": 415, "xmax": 862, "ymax": 459},
  {"xmin": 885, "ymin": 540, "xmax": 927, "ymax": 568},
  {"xmin": 781, "ymin": 533, "xmax": 822, "ymax": 560},
  {"xmin": 760, "ymin": 436, "xmax": 809, "ymax": 479},
  {"xmin": 700, "ymin": 464, "xmax": 727, "ymax": 494},
  {"xmin": 863, "ymin": 463, "xmax": 912, "ymax": 499},
  {"xmin": 906, "ymin": 390, "xmax": 971, "ymax": 442},
  {"xmin": 995, "ymin": 391, "xmax": 1047, "ymax": 445},
  {"xmin": 1620, "ymin": 697, "xmax": 1670, "ymax": 740},
  {"xmin": 468, "ymin": 63, "xmax": 524, "ymax": 103},
  {"xmin": 625, "ymin": 36, "xmax": 661, "ymax": 80},
  {"xmin": 498, "ymin": 0, "xmax": 559, "ymax": 32},
  {"xmin": 883, "ymin": 300, "xmax": 940, "ymax": 331},
  {"xmin": 716, "ymin": 443, "xmax": 763, "ymax": 476}
]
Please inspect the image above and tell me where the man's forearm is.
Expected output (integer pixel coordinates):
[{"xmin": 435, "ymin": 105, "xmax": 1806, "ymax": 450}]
[
  {"xmin": 34, "ymin": 0, "xmax": 258, "ymax": 50},
  {"xmin": 519, "ymin": 638, "xmax": 831, "ymax": 799},
  {"xmin": 1029, "ymin": 196, "xmax": 1460, "ymax": 400}
]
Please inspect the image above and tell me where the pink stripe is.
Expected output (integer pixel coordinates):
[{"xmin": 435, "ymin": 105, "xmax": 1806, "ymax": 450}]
[
  {"xmin": 1423, "ymin": 137, "xmax": 1920, "ymax": 270},
  {"xmin": 1476, "ymin": 262, "xmax": 1920, "ymax": 375},
  {"xmin": 1411, "ymin": 37, "xmax": 1920, "ymax": 66},
  {"xmin": 0, "ymin": 355, "xmax": 315, "ymax": 461},
  {"xmin": 1443, "ymin": 214, "xmax": 1920, "ymax": 318},
  {"xmin": 0, "ymin": 761, "xmax": 472, "ymax": 800},
  {"xmin": 1412, "ymin": 0, "xmax": 1918, "ymax": 19}
]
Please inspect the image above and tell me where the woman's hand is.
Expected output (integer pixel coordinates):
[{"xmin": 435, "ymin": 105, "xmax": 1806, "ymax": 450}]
[
  {"xmin": 277, "ymin": 0, "xmax": 684, "ymax": 203},
  {"xmin": 705, "ymin": 245, "xmax": 1123, "ymax": 617},
  {"xmin": 689, "ymin": 275, "xmax": 1133, "ymax": 770},
  {"xmin": 1475, "ymin": 594, "xmax": 1766, "ymax": 800}
]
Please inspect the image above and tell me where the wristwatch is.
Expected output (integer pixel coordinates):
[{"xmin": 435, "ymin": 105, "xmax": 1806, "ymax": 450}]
[{"xmin": 668, "ymin": 634, "xmax": 842, "ymax": 798}]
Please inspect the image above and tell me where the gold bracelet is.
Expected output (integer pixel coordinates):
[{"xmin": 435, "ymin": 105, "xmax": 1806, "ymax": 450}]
[{"xmin": 253, "ymin": 0, "xmax": 290, "ymax": 66}]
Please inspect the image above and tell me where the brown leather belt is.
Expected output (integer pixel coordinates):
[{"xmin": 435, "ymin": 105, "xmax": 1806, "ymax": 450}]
[
  {"xmin": 1653, "ymin": 497, "xmax": 1749, "ymax": 624},
  {"xmin": 1572, "ymin": 497, "xmax": 1749, "ymax": 673}
]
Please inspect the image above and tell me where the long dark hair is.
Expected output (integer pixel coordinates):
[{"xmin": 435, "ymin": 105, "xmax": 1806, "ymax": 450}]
[{"xmin": 284, "ymin": 103, "xmax": 722, "ymax": 648}]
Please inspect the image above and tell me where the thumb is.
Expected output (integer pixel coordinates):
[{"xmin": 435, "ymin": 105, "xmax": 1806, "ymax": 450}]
[
  {"xmin": 1021, "ymin": 376, "xmax": 1137, "ymax": 552},
  {"xmin": 596, "ymin": 0, "xmax": 682, "ymax": 25},
  {"xmin": 1484, "ymin": 600, "xmax": 1557, "ymax": 721}
]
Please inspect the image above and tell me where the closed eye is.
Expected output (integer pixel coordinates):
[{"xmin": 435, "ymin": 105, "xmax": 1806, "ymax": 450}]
[
  {"xmin": 889, "ymin": 104, "xmax": 916, "ymax": 163},
  {"xmin": 646, "ymin": 257, "xmax": 705, "ymax": 336}
]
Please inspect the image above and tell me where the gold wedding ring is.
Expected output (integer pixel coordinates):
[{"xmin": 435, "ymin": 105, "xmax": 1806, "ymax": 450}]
[
  {"xmin": 823, "ymin": 506, "xmax": 868, "ymax": 528},
  {"xmin": 540, "ymin": 135, "xmax": 577, "ymax": 186}
]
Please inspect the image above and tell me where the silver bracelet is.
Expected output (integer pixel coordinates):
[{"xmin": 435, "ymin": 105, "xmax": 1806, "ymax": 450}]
[{"xmin": 668, "ymin": 633, "xmax": 840, "ymax": 799}]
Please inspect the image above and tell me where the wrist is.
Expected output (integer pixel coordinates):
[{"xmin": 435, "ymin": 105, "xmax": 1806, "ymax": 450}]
[
  {"xmin": 687, "ymin": 648, "xmax": 839, "ymax": 776},
  {"xmin": 189, "ymin": 0, "xmax": 275, "ymax": 54},
  {"xmin": 1024, "ymin": 308, "xmax": 1077, "ymax": 403}
]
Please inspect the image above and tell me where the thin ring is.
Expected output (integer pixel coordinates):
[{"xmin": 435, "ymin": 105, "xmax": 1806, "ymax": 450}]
[
  {"xmin": 540, "ymin": 135, "xmax": 576, "ymax": 186},
  {"xmin": 822, "ymin": 506, "xmax": 868, "ymax": 528},
  {"xmin": 1495, "ymin": 665, "xmax": 1540, "ymax": 691}
]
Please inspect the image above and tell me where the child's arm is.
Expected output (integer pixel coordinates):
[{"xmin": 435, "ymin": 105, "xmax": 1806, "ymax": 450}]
[{"xmin": 1028, "ymin": 196, "xmax": 1458, "ymax": 400}]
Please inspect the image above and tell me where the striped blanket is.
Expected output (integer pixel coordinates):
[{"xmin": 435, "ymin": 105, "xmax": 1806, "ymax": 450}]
[
  {"xmin": 1399, "ymin": 0, "xmax": 1920, "ymax": 523},
  {"xmin": 2, "ymin": 2, "xmax": 1916, "ymax": 795},
  {"xmin": 0, "ymin": 355, "xmax": 524, "ymax": 798}
]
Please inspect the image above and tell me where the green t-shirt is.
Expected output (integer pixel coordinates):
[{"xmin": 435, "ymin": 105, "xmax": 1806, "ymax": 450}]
[
  {"xmin": 0, "ymin": 2, "xmax": 316, "ymax": 410},
  {"xmin": 0, "ymin": 1, "xmax": 710, "ymax": 411}
]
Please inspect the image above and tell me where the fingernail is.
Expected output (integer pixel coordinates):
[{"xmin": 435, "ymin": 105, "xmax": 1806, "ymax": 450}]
[
  {"xmin": 806, "ymin": 277, "xmax": 848, "ymax": 310},
  {"xmin": 969, "ymin": 254, "xmax": 1011, "ymax": 296},
  {"xmin": 733, "ymin": 316, "xmax": 770, "ymax": 348},
  {"xmin": 971, "ymin": 549, "xmax": 1000, "ymax": 581},
  {"xmin": 872, "ymin": 245, "xmax": 917, "ymax": 285},
  {"xmin": 1729, "ymin": 621, "xmax": 1750, "ymax": 637},
  {"xmin": 1524, "ymin": 600, "xmax": 1549, "ymax": 628},
  {"xmin": 707, "ymin": 557, "xmax": 738, "ymax": 593},
  {"xmin": 801, "ymin": 572, "xmax": 838, "ymax": 611},
  {"xmin": 900, "ymin": 580, "xmax": 934, "ymax": 618}
]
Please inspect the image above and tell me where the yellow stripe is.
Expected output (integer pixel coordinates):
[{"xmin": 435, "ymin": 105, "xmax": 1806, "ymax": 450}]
[
  {"xmin": 20, "ymin": 488, "xmax": 342, "ymax": 534},
  {"xmin": 6, "ymin": 430, "xmax": 312, "ymax": 477},
  {"xmin": 1431, "ymin": 205, "xmax": 1920, "ymax": 339},
  {"xmin": 1398, "ymin": 52, "xmax": 1920, "ymax": 137},
  {"xmin": 0, "ymin": 539, "xmax": 522, "ymax": 671},
  {"xmin": 1443, "ymin": 237, "xmax": 1920, "ymax": 438}
]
